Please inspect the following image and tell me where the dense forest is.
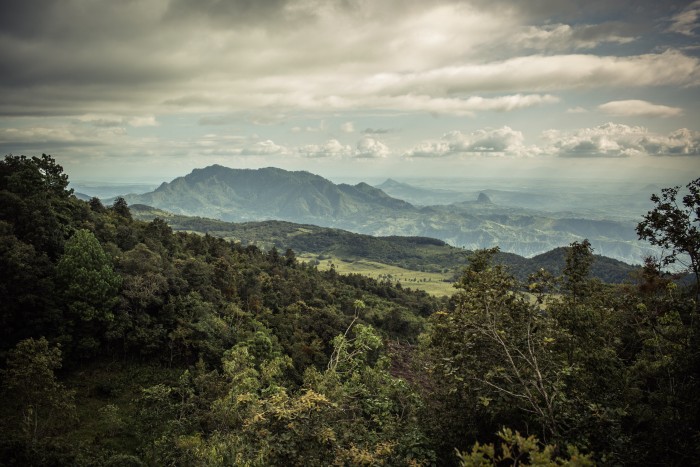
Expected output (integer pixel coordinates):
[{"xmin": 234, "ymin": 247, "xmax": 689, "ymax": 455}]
[
  {"xmin": 126, "ymin": 210, "xmax": 639, "ymax": 284},
  {"xmin": 1, "ymin": 154, "xmax": 699, "ymax": 466}
]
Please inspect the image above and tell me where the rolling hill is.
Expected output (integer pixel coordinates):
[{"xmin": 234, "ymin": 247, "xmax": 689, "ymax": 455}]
[{"xmin": 131, "ymin": 205, "xmax": 640, "ymax": 284}]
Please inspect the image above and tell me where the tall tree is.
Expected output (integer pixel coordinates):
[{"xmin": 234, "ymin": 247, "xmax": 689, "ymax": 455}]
[
  {"xmin": 637, "ymin": 178, "xmax": 700, "ymax": 297},
  {"xmin": 55, "ymin": 229, "xmax": 121, "ymax": 354}
]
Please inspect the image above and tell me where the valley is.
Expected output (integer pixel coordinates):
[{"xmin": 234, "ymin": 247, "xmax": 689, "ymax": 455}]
[{"xmin": 131, "ymin": 205, "xmax": 641, "ymax": 294}]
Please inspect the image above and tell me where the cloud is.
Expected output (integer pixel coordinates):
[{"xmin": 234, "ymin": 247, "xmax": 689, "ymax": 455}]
[
  {"xmin": 77, "ymin": 114, "xmax": 158, "ymax": 128},
  {"xmin": 515, "ymin": 23, "xmax": 636, "ymax": 50},
  {"xmin": 404, "ymin": 126, "xmax": 528, "ymax": 158},
  {"xmin": 368, "ymin": 50, "xmax": 700, "ymax": 96},
  {"xmin": 598, "ymin": 100, "xmax": 684, "ymax": 118},
  {"xmin": 238, "ymin": 140, "xmax": 288, "ymax": 156},
  {"xmin": 4, "ymin": 1, "xmax": 696, "ymax": 119},
  {"xmin": 567, "ymin": 106, "xmax": 588, "ymax": 114},
  {"xmin": 403, "ymin": 123, "xmax": 700, "ymax": 160},
  {"xmin": 363, "ymin": 128, "xmax": 391, "ymax": 134},
  {"xmin": 543, "ymin": 123, "xmax": 700, "ymax": 157},
  {"xmin": 291, "ymin": 121, "xmax": 327, "ymax": 133},
  {"xmin": 639, "ymin": 128, "xmax": 700, "ymax": 156},
  {"xmin": 298, "ymin": 139, "xmax": 352, "ymax": 158},
  {"xmin": 352, "ymin": 94, "xmax": 560, "ymax": 116},
  {"xmin": 669, "ymin": 0, "xmax": 700, "ymax": 36},
  {"xmin": 355, "ymin": 136, "xmax": 390, "ymax": 159},
  {"xmin": 0, "ymin": 124, "xmax": 126, "ymax": 151},
  {"xmin": 340, "ymin": 122, "xmax": 355, "ymax": 133}
]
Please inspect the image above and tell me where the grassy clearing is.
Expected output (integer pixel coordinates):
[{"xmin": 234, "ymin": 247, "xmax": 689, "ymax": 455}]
[{"xmin": 299, "ymin": 253, "xmax": 456, "ymax": 297}]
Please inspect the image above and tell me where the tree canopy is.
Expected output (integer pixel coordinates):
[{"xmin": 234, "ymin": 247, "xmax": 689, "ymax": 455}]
[{"xmin": 0, "ymin": 154, "xmax": 698, "ymax": 465}]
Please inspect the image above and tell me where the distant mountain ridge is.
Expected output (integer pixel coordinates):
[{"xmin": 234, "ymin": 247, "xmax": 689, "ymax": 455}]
[
  {"xmin": 375, "ymin": 178, "xmax": 467, "ymax": 205},
  {"xmin": 127, "ymin": 165, "xmax": 413, "ymax": 223},
  {"xmin": 124, "ymin": 165, "xmax": 656, "ymax": 264}
]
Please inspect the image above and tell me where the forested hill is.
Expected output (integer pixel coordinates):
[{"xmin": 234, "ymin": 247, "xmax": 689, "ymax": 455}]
[
  {"xmin": 2, "ymin": 155, "xmax": 700, "ymax": 466},
  {"xmin": 131, "ymin": 206, "xmax": 640, "ymax": 284}
]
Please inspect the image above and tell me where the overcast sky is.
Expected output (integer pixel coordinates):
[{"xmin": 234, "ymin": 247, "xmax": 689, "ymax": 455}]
[{"xmin": 1, "ymin": 0, "xmax": 699, "ymax": 184}]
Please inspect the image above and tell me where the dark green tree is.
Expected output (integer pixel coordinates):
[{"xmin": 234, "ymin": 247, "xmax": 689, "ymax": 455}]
[
  {"xmin": 0, "ymin": 154, "xmax": 74, "ymax": 257},
  {"xmin": 112, "ymin": 196, "xmax": 132, "ymax": 220},
  {"xmin": 1, "ymin": 337, "xmax": 75, "ymax": 445},
  {"xmin": 561, "ymin": 239, "xmax": 593, "ymax": 304},
  {"xmin": 56, "ymin": 229, "xmax": 122, "ymax": 354}
]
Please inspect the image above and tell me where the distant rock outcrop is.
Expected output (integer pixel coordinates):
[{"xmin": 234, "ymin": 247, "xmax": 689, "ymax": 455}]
[{"xmin": 476, "ymin": 192, "xmax": 492, "ymax": 204}]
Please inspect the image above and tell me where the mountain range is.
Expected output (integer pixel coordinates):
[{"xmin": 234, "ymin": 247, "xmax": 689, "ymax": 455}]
[{"xmin": 123, "ymin": 165, "xmax": 655, "ymax": 264}]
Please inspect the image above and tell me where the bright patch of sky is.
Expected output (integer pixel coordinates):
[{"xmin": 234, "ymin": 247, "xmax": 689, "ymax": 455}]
[{"xmin": 0, "ymin": 0, "xmax": 698, "ymax": 184}]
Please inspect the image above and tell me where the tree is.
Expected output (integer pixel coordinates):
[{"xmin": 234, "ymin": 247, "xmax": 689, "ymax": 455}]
[
  {"xmin": 423, "ymin": 249, "xmax": 571, "ymax": 444},
  {"xmin": 112, "ymin": 196, "xmax": 132, "ymax": 220},
  {"xmin": 562, "ymin": 240, "xmax": 593, "ymax": 304},
  {"xmin": 1, "ymin": 337, "xmax": 75, "ymax": 445},
  {"xmin": 56, "ymin": 229, "xmax": 122, "ymax": 354},
  {"xmin": 0, "ymin": 154, "xmax": 74, "ymax": 257},
  {"xmin": 637, "ymin": 178, "xmax": 700, "ymax": 297},
  {"xmin": 57, "ymin": 229, "xmax": 121, "ymax": 322}
]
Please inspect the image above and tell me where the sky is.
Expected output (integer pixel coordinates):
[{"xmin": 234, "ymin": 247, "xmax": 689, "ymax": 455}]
[{"xmin": 0, "ymin": 0, "xmax": 699, "ymax": 184}]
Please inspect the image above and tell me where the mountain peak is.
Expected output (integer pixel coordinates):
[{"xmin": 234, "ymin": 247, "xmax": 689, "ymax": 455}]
[
  {"xmin": 476, "ymin": 192, "xmax": 492, "ymax": 204},
  {"xmin": 125, "ymin": 165, "xmax": 415, "ymax": 223}
]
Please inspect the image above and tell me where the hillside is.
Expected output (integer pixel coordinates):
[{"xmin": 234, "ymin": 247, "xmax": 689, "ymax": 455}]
[
  {"xmin": 131, "ymin": 205, "xmax": 640, "ymax": 283},
  {"xmin": 3, "ymin": 155, "xmax": 699, "ymax": 466},
  {"xmin": 124, "ymin": 165, "xmax": 655, "ymax": 264}
]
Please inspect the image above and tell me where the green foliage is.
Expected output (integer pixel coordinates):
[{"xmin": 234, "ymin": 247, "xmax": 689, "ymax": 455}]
[
  {"xmin": 57, "ymin": 229, "xmax": 122, "ymax": 322},
  {"xmin": 423, "ymin": 248, "xmax": 573, "ymax": 444},
  {"xmin": 130, "ymin": 211, "xmax": 640, "ymax": 284},
  {"xmin": 2, "ymin": 156, "xmax": 700, "ymax": 466},
  {"xmin": 112, "ymin": 196, "xmax": 132, "ymax": 220},
  {"xmin": 1, "ymin": 338, "xmax": 76, "ymax": 446},
  {"xmin": 637, "ymin": 177, "xmax": 700, "ymax": 295},
  {"xmin": 457, "ymin": 428, "xmax": 594, "ymax": 467},
  {"xmin": 562, "ymin": 240, "xmax": 594, "ymax": 302},
  {"xmin": 0, "ymin": 154, "xmax": 74, "ymax": 257}
]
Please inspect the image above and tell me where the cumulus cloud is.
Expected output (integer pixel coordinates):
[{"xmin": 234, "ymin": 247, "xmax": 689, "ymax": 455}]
[
  {"xmin": 404, "ymin": 126, "xmax": 528, "ymax": 158},
  {"xmin": 238, "ymin": 140, "xmax": 288, "ymax": 156},
  {"xmin": 355, "ymin": 136, "xmax": 390, "ymax": 159},
  {"xmin": 298, "ymin": 139, "xmax": 352, "ymax": 158},
  {"xmin": 403, "ymin": 123, "xmax": 700, "ymax": 160},
  {"xmin": 639, "ymin": 128, "xmax": 700, "ymax": 156},
  {"xmin": 598, "ymin": 100, "xmax": 684, "ymax": 118},
  {"xmin": 543, "ymin": 123, "xmax": 700, "ymax": 157}
]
